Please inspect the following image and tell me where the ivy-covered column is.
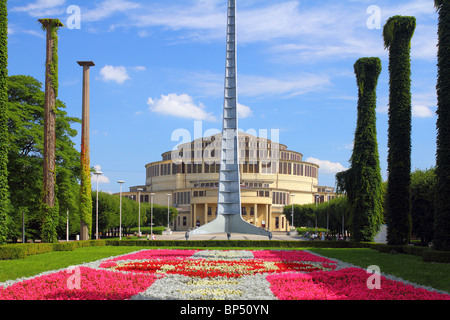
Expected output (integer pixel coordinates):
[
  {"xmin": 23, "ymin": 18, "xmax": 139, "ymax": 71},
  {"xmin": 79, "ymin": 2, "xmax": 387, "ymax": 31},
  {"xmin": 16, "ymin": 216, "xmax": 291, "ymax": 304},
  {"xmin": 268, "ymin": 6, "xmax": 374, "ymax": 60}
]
[
  {"xmin": 77, "ymin": 61, "xmax": 95, "ymax": 240},
  {"xmin": 0, "ymin": 0, "xmax": 9, "ymax": 244},
  {"xmin": 38, "ymin": 19, "xmax": 64, "ymax": 243},
  {"xmin": 349, "ymin": 58, "xmax": 384, "ymax": 242},
  {"xmin": 434, "ymin": 0, "xmax": 450, "ymax": 251},
  {"xmin": 383, "ymin": 16, "xmax": 416, "ymax": 245}
]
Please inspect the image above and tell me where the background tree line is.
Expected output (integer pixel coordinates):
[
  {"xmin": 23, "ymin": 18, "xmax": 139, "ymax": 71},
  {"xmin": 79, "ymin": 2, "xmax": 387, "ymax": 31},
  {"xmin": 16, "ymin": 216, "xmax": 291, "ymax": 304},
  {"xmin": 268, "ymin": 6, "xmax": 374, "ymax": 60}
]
[
  {"xmin": 92, "ymin": 191, "xmax": 177, "ymax": 238},
  {"xmin": 284, "ymin": 167, "xmax": 436, "ymax": 245},
  {"xmin": 5, "ymin": 75, "xmax": 80, "ymax": 241},
  {"xmin": 2, "ymin": 74, "xmax": 176, "ymax": 241}
]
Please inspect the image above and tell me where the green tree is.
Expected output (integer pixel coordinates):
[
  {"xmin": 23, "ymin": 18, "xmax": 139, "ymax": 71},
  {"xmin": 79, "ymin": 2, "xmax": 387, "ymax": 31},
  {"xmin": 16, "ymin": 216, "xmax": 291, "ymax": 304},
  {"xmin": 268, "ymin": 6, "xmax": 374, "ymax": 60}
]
[
  {"xmin": 6, "ymin": 75, "xmax": 80, "ymax": 241},
  {"xmin": 145, "ymin": 204, "xmax": 177, "ymax": 228},
  {"xmin": 0, "ymin": 0, "xmax": 9, "ymax": 244},
  {"xmin": 91, "ymin": 191, "xmax": 177, "ymax": 237},
  {"xmin": 411, "ymin": 168, "xmax": 436, "ymax": 246},
  {"xmin": 347, "ymin": 58, "xmax": 384, "ymax": 242},
  {"xmin": 434, "ymin": 0, "xmax": 450, "ymax": 251},
  {"xmin": 38, "ymin": 19, "xmax": 64, "ymax": 243},
  {"xmin": 283, "ymin": 197, "xmax": 350, "ymax": 236},
  {"xmin": 383, "ymin": 16, "xmax": 416, "ymax": 245}
]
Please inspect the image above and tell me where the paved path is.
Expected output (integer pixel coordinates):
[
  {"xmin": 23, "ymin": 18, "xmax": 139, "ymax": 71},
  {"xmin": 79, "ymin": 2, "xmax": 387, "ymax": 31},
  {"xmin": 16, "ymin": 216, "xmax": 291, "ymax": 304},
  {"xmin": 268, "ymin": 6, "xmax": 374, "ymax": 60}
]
[{"xmin": 153, "ymin": 231, "xmax": 309, "ymax": 241}]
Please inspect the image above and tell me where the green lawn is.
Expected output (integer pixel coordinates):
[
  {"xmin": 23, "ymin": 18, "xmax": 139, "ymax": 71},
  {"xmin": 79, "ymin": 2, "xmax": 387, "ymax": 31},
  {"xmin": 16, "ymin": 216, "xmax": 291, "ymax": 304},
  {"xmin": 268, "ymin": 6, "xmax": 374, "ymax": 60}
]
[
  {"xmin": 1, "ymin": 246, "xmax": 449, "ymax": 294},
  {"xmin": 0, "ymin": 246, "xmax": 142, "ymax": 282}
]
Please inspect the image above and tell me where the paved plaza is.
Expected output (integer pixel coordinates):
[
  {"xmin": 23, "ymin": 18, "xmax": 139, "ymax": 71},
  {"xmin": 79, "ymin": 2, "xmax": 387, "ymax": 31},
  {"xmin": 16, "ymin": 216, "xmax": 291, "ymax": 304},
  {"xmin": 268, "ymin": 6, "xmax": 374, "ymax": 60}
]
[{"xmin": 153, "ymin": 231, "xmax": 308, "ymax": 241}]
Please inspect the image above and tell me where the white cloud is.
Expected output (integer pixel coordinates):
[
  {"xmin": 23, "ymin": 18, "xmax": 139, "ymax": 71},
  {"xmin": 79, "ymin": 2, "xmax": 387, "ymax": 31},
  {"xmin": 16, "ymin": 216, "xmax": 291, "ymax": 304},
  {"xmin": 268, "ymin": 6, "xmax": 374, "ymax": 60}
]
[
  {"xmin": 99, "ymin": 65, "xmax": 130, "ymax": 84},
  {"xmin": 306, "ymin": 157, "xmax": 347, "ymax": 174},
  {"xmin": 239, "ymin": 74, "xmax": 331, "ymax": 97},
  {"xmin": 12, "ymin": 0, "xmax": 66, "ymax": 16},
  {"xmin": 180, "ymin": 71, "xmax": 331, "ymax": 98},
  {"xmin": 92, "ymin": 165, "xmax": 111, "ymax": 184},
  {"xmin": 237, "ymin": 103, "xmax": 253, "ymax": 118},
  {"xmin": 132, "ymin": 66, "xmax": 146, "ymax": 72},
  {"xmin": 413, "ymin": 105, "xmax": 434, "ymax": 118},
  {"xmin": 147, "ymin": 93, "xmax": 217, "ymax": 122},
  {"xmin": 82, "ymin": 0, "xmax": 141, "ymax": 22}
]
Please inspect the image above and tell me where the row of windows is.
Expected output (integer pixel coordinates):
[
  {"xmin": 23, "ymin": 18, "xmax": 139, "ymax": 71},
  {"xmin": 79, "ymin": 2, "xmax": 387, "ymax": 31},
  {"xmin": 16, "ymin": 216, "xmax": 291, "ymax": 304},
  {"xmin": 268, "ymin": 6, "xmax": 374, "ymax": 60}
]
[
  {"xmin": 165, "ymin": 144, "xmax": 301, "ymax": 162},
  {"xmin": 272, "ymin": 192, "xmax": 287, "ymax": 205},
  {"xmin": 177, "ymin": 212, "xmax": 285, "ymax": 228},
  {"xmin": 280, "ymin": 151, "xmax": 302, "ymax": 162},
  {"xmin": 147, "ymin": 162, "xmax": 318, "ymax": 179},
  {"xmin": 173, "ymin": 191, "xmax": 191, "ymax": 205}
]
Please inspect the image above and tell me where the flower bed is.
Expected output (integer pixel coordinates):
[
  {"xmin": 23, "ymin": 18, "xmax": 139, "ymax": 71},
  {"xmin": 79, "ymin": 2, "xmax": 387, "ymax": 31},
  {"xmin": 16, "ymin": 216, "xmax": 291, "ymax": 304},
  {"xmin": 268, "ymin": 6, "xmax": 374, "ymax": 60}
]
[
  {"xmin": 0, "ymin": 266, "xmax": 160, "ymax": 300},
  {"xmin": 267, "ymin": 268, "xmax": 450, "ymax": 300},
  {"xmin": 109, "ymin": 259, "xmax": 325, "ymax": 278},
  {"xmin": 1, "ymin": 249, "xmax": 449, "ymax": 300}
]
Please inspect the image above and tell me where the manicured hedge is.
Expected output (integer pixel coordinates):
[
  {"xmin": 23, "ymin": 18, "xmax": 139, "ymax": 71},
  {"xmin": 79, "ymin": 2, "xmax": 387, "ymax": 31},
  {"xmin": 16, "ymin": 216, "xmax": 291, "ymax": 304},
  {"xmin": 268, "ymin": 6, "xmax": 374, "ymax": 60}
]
[
  {"xmin": 1, "ymin": 239, "xmax": 448, "ymax": 263},
  {"xmin": 0, "ymin": 240, "xmax": 106, "ymax": 260},
  {"xmin": 422, "ymin": 250, "xmax": 450, "ymax": 263},
  {"xmin": 104, "ymin": 239, "xmax": 365, "ymax": 248}
]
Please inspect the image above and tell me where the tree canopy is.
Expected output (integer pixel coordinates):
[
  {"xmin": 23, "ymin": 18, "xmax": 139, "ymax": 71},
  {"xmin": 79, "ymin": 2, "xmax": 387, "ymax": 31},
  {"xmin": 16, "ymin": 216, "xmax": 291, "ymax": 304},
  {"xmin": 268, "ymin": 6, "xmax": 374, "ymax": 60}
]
[{"xmin": 6, "ymin": 75, "xmax": 80, "ymax": 241}]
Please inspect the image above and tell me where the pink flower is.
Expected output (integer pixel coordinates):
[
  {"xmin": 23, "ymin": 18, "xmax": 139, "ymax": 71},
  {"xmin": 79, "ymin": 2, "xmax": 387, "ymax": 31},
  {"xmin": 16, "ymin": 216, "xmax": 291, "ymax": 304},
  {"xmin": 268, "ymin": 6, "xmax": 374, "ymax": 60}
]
[
  {"xmin": 252, "ymin": 250, "xmax": 337, "ymax": 269},
  {"xmin": 105, "ymin": 249, "xmax": 198, "ymax": 262},
  {"xmin": 267, "ymin": 268, "xmax": 450, "ymax": 300},
  {"xmin": 0, "ymin": 267, "xmax": 159, "ymax": 300}
]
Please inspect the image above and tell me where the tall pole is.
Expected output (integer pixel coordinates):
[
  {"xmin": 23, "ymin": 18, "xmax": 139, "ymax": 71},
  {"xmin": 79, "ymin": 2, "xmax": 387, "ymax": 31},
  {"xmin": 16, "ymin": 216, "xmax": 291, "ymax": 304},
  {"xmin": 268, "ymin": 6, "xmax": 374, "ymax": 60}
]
[
  {"xmin": 66, "ymin": 209, "xmax": 69, "ymax": 241},
  {"xmin": 188, "ymin": 0, "xmax": 272, "ymax": 240},
  {"xmin": 137, "ymin": 188, "xmax": 143, "ymax": 236},
  {"xmin": 22, "ymin": 211, "xmax": 25, "ymax": 243},
  {"xmin": 291, "ymin": 194, "xmax": 295, "ymax": 229},
  {"xmin": 314, "ymin": 194, "xmax": 319, "ymax": 231},
  {"xmin": 118, "ymin": 180, "xmax": 124, "ymax": 240},
  {"xmin": 150, "ymin": 193, "xmax": 155, "ymax": 236},
  {"xmin": 78, "ymin": 61, "xmax": 95, "ymax": 241},
  {"xmin": 166, "ymin": 194, "xmax": 171, "ymax": 230},
  {"xmin": 39, "ymin": 19, "xmax": 63, "ymax": 243},
  {"xmin": 0, "ymin": 0, "xmax": 9, "ymax": 245},
  {"xmin": 93, "ymin": 170, "xmax": 102, "ymax": 240}
]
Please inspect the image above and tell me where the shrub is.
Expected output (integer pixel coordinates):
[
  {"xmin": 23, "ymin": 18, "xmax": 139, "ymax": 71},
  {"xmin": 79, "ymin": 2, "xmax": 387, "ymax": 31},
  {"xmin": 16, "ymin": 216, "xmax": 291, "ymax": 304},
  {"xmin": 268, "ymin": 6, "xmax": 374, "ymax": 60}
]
[{"xmin": 422, "ymin": 250, "xmax": 450, "ymax": 263}]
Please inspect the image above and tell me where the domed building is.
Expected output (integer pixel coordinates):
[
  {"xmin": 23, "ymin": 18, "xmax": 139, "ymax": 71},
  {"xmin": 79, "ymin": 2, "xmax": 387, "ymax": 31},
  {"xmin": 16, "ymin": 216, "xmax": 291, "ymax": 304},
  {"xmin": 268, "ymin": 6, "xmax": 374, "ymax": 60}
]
[{"xmin": 121, "ymin": 132, "xmax": 336, "ymax": 232}]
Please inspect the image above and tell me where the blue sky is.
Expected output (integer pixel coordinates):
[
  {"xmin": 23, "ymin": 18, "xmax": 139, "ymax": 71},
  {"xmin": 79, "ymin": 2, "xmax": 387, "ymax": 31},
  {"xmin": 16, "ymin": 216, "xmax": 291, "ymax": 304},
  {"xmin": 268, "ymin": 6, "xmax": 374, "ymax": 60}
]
[{"xmin": 7, "ymin": 0, "xmax": 439, "ymax": 193}]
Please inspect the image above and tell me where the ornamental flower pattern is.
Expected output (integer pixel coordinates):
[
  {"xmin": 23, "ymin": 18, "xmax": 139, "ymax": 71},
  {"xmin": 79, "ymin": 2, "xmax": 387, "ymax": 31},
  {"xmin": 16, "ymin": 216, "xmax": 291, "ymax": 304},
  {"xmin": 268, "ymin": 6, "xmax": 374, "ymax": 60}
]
[{"xmin": 0, "ymin": 249, "xmax": 449, "ymax": 300}]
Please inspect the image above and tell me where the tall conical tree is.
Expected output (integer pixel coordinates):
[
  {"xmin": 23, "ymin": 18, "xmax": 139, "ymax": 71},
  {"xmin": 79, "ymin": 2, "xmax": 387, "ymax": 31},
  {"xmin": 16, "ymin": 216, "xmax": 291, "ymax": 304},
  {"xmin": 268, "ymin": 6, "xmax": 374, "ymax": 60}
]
[
  {"xmin": 0, "ymin": 0, "xmax": 9, "ymax": 244},
  {"xmin": 434, "ymin": 0, "xmax": 450, "ymax": 251},
  {"xmin": 349, "ymin": 57, "xmax": 384, "ymax": 242},
  {"xmin": 38, "ymin": 19, "xmax": 64, "ymax": 243},
  {"xmin": 383, "ymin": 16, "xmax": 416, "ymax": 245}
]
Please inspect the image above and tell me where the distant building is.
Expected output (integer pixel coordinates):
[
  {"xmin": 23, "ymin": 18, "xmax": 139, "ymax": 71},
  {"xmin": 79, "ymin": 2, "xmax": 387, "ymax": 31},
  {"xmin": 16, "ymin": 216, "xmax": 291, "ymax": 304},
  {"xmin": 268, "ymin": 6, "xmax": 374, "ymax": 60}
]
[{"xmin": 119, "ymin": 132, "xmax": 336, "ymax": 232}]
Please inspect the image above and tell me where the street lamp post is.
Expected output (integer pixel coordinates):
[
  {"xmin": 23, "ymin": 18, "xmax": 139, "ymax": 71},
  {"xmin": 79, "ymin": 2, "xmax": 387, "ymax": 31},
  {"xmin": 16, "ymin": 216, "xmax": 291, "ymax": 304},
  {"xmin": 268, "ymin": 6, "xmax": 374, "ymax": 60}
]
[
  {"xmin": 325, "ymin": 188, "xmax": 332, "ymax": 233},
  {"xmin": 291, "ymin": 194, "xmax": 295, "ymax": 230},
  {"xmin": 93, "ymin": 171, "xmax": 102, "ymax": 239},
  {"xmin": 150, "ymin": 193, "xmax": 155, "ymax": 237},
  {"xmin": 314, "ymin": 193, "xmax": 320, "ymax": 231},
  {"xmin": 166, "ymin": 193, "xmax": 171, "ymax": 230},
  {"xmin": 118, "ymin": 180, "xmax": 125, "ymax": 240},
  {"xmin": 137, "ymin": 188, "xmax": 143, "ymax": 237},
  {"xmin": 66, "ymin": 209, "xmax": 69, "ymax": 242}
]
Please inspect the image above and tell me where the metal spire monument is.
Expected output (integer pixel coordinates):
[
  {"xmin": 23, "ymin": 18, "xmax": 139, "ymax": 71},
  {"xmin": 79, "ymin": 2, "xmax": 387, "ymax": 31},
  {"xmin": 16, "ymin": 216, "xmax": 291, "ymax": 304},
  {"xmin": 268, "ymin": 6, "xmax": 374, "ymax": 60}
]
[{"xmin": 188, "ymin": 0, "xmax": 272, "ymax": 240}]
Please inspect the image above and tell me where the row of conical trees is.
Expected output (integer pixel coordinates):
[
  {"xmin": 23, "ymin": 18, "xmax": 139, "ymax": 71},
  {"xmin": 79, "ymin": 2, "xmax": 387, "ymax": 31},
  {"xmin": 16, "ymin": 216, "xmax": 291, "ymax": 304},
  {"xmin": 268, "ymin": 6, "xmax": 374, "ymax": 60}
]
[{"xmin": 340, "ymin": 2, "xmax": 450, "ymax": 251}]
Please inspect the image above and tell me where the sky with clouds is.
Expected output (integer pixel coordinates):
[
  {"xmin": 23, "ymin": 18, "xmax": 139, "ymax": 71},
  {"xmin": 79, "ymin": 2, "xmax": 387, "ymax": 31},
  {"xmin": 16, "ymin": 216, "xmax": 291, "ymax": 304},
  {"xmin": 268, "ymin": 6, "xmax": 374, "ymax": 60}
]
[{"xmin": 6, "ymin": 0, "xmax": 440, "ymax": 193}]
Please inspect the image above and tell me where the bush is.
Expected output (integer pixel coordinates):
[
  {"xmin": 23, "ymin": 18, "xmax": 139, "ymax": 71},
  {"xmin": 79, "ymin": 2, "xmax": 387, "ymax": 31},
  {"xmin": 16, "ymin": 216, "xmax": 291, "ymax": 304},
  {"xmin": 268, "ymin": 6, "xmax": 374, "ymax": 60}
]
[
  {"xmin": 0, "ymin": 240, "xmax": 108, "ymax": 260},
  {"xmin": 52, "ymin": 242, "xmax": 76, "ymax": 251},
  {"xmin": 0, "ymin": 245, "xmax": 27, "ymax": 260},
  {"xmin": 129, "ymin": 226, "xmax": 165, "ymax": 235},
  {"xmin": 422, "ymin": 250, "xmax": 450, "ymax": 263}
]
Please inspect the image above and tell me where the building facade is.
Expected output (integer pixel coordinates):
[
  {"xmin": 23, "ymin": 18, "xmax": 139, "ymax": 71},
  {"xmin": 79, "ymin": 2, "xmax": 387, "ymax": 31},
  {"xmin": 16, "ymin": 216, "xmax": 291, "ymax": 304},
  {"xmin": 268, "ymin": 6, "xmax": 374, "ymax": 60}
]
[{"xmin": 120, "ymin": 133, "xmax": 336, "ymax": 232}]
